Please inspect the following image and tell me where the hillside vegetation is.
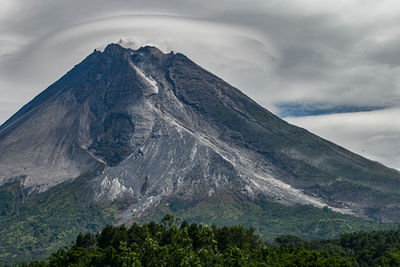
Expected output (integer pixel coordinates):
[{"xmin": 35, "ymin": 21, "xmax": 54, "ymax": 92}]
[
  {"xmin": 14, "ymin": 215, "xmax": 400, "ymax": 266},
  {"xmin": 0, "ymin": 178, "xmax": 397, "ymax": 265}
]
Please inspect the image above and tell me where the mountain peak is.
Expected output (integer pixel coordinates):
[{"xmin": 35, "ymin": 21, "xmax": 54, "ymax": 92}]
[
  {"xmin": 103, "ymin": 43, "xmax": 130, "ymax": 56},
  {"xmin": 137, "ymin": 45, "xmax": 164, "ymax": 55},
  {"xmin": 101, "ymin": 43, "xmax": 166, "ymax": 59}
]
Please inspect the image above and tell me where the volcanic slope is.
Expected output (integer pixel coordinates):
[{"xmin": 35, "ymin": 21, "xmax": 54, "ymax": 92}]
[{"xmin": 1, "ymin": 43, "xmax": 400, "ymax": 263}]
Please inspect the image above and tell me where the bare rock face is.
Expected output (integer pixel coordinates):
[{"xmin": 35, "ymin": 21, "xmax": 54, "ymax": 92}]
[{"xmin": 1, "ymin": 43, "xmax": 400, "ymax": 222}]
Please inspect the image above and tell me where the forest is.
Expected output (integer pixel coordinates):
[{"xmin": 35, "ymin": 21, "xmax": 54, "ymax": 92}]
[{"xmin": 11, "ymin": 215, "xmax": 400, "ymax": 266}]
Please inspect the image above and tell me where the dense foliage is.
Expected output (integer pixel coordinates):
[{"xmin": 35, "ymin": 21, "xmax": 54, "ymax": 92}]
[
  {"xmin": 139, "ymin": 196, "xmax": 397, "ymax": 241},
  {"xmin": 0, "ymin": 168, "xmax": 121, "ymax": 264},
  {"xmin": 12, "ymin": 215, "xmax": 400, "ymax": 266},
  {"xmin": 0, "ymin": 181, "xmax": 396, "ymax": 266}
]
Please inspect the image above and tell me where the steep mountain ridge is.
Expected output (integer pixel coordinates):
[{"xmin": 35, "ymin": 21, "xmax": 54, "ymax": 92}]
[{"xmin": 1, "ymin": 43, "xmax": 400, "ymax": 222}]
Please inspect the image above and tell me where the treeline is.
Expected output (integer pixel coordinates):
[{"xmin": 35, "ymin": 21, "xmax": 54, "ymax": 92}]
[{"xmin": 14, "ymin": 215, "xmax": 400, "ymax": 266}]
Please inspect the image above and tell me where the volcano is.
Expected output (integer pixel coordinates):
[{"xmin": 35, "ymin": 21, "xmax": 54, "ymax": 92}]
[{"xmin": 1, "ymin": 43, "xmax": 399, "ymax": 263}]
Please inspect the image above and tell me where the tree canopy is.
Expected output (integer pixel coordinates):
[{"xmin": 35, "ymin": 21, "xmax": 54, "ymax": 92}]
[{"xmin": 14, "ymin": 215, "xmax": 400, "ymax": 266}]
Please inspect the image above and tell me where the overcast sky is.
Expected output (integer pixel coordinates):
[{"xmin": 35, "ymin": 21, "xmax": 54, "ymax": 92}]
[{"xmin": 1, "ymin": 0, "xmax": 399, "ymax": 169}]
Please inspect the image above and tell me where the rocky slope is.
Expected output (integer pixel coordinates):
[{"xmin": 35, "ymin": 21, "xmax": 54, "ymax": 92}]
[{"xmin": 1, "ymin": 44, "xmax": 400, "ymax": 223}]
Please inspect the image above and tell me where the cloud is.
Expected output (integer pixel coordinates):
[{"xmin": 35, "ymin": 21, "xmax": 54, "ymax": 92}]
[
  {"xmin": 286, "ymin": 108, "xmax": 400, "ymax": 170},
  {"xmin": 0, "ymin": 13, "xmax": 277, "ymax": 119}
]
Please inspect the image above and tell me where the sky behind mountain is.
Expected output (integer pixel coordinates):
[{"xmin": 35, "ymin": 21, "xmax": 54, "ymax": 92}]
[{"xmin": 0, "ymin": 0, "xmax": 399, "ymax": 169}]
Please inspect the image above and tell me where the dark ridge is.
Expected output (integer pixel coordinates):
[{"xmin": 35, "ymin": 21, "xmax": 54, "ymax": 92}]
[{"xmin": 103, "ymin": 43, "xmax": 131, "ymax": 57}]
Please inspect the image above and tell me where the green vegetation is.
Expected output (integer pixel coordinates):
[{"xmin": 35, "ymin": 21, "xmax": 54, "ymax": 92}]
[
  {"xmin": 0, "ymin": 168, "xmax": 121, "ymax": 264},
  {"xmin": 1, "ymin": 187, "xmax": 397, "ymax": 265},
  {"xmin": 17, "ymin": 215, "xmax": 400, "ymax": 266},
  {"xmin": 138, "ymin": 195, "xmax": 397, "ymax": 241}
]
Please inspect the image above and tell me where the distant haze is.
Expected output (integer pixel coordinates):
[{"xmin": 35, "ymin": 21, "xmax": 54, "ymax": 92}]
[{"xmin": 1, "ymin": 0, "xmax": 399, "ymax": 169}]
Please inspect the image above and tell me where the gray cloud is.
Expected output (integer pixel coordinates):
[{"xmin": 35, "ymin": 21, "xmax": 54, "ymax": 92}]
[{"xmin": 1, "ymin": 0, "xmax": 400, "ymax": 169}]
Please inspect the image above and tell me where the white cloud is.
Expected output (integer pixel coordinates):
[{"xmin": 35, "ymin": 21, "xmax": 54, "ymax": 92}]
[{"xmin": 286, "ymin": 108, "xmax": 400, "ymax": 170}]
